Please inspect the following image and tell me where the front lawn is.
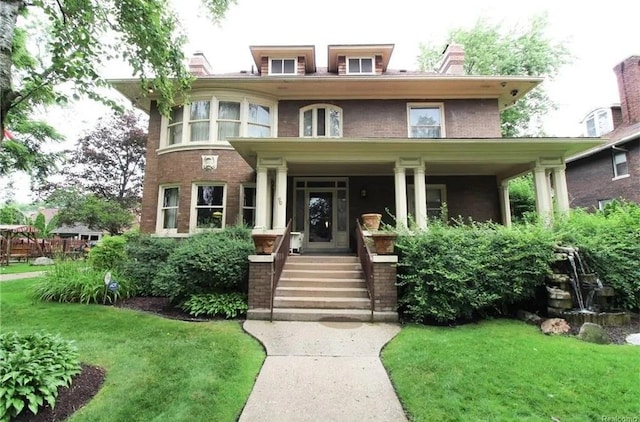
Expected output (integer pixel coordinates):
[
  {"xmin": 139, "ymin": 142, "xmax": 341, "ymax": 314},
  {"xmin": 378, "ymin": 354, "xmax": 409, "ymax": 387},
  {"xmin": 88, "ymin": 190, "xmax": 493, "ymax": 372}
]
[
  {"xmin": 0, "ymin": 278, "xmax": 265, "ymax": 421},
  {"xmin": 0, "ymin": 261, "xmax": 54, "ymax": 274},
  {"xmin": 383, "ymin": 320, "xmax": 640, "ymax": 422}
]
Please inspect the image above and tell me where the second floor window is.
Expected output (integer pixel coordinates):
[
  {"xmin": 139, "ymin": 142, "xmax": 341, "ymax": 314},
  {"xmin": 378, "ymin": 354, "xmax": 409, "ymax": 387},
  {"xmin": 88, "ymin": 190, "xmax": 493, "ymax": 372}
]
[
  {"xmin": 408, "ymin": 104, "xmax": 444, "ymax": 138},
  {"xmin": 300, "ymin": 104, "xmax": 342, "ymax": 137},
  {"xmin": 613, "ymin": 150, "xmax": 629, "ymax": 178},
  {"xmin": 163, "ymin": 95, "xmax": 273, "ymax": 147}
]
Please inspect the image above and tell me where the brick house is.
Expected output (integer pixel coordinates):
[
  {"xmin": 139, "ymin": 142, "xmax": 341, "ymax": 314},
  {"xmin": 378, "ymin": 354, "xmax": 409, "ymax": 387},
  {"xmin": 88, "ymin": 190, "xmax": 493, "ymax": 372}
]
[
  {"xmin": 566, "ymin": 55, "xmax": 640, "ymax": 209},
  {"xmin": 110, "ymin": 43, "xmax": 600, "ymax": 321}
]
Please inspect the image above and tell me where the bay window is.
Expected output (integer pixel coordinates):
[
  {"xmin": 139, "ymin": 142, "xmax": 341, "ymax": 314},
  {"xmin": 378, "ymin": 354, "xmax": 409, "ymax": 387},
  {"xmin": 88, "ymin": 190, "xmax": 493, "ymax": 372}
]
[
  {"xmin": 162, "ymin": 94, "xmax": 274, "ymax": 148},
  {"xmin": 158, "ymin": 186, "xmax": 179, "ymax": 232},
  {"xmin": 192, "ymin": 184, "xmax": 226, "ymax": 230}
]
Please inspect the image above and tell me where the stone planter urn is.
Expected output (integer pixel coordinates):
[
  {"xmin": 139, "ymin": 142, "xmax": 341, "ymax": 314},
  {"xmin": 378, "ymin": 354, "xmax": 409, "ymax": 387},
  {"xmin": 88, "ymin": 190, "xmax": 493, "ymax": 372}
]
[
  {"xmin": 371, "ymin": 232, "xmax": 397, "ymax": 254},
  {"xmin": 252, "ymin": 233, "xmax": 278, "ymax": 254},
  {"xmin": 361, "ymin": 213, "xmax": 382, "ymax": 231}
]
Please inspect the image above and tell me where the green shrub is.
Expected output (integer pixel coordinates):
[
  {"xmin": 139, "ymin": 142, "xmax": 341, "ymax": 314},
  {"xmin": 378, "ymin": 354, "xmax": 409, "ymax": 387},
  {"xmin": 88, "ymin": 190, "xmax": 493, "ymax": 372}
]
[
  {"xmin": 554, "ymin": 201, "xmax": 640, "ymax": 311},
  {"xmin": 121, "ymin": 233, "xmax": 178, "ymax": 296},
  {"xmin": 181, "ymin": 293, "xmax": 248, "ymax": 318},
  {"xmin": 0, "ymin": 331, "xmax": 81, "ymax": 422},
  {"xmin": 397, "ymin": 221, "xmax": 555, "ymax": 323},
  {"xmin": 152, "ymin": 229, "xmax": 254, "ymax": 302},
  {"xmin": 34, "ymin": 261, "xmax": 134, "ymax": 304},
  {"xmin": 89, "ymin": 235, "xmax": 126, "ymax": 272}
]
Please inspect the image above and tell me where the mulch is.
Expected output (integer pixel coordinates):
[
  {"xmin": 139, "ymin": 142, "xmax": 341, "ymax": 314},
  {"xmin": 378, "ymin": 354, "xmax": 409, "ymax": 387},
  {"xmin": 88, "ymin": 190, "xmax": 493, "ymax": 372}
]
[{"xmin": 12, "ymin": 298, "xmax": 640, "ymax": 421}]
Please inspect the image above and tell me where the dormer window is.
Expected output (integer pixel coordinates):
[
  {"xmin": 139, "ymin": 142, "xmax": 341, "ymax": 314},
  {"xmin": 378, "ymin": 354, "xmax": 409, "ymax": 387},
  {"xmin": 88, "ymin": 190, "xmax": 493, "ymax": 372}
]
[
  {"xmin": 269, "ymin": 58, "xmax": 296, "ymax": 75},
  {"xmin": 347, "ymin": 57, "xmax": 374, "ymax": 74},
  {"xmin": 300, "ymin": 104, "xmax": 342, "ymax": 137},
  {"xmin": 583, "ymin": 108, "xmax": 613, "ymax": 137}
]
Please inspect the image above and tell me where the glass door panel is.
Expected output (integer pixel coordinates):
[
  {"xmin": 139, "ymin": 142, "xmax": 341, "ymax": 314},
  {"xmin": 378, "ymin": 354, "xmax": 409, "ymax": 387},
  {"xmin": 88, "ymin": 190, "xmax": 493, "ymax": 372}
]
[{"xmin": 308, "ymin": 192, "xmax": 333, "ymax": 246}]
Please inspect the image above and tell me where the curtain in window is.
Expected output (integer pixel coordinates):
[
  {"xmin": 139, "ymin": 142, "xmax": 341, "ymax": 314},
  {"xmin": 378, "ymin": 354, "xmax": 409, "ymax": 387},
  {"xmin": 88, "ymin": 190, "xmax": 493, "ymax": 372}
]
[{"xmin": 162, "ymin": 188, "xmax": 178, "ymax": 229}]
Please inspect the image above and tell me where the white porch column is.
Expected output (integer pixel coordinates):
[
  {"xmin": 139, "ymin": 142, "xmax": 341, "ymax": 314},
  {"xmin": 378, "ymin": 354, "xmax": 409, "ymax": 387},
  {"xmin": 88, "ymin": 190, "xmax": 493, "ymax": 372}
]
[
  {"xmin": 394, "ymin": 166, "xmax": 408, "ymax": 228},
  {"xmin": 414, "ymin": 166, "xmax": 428, "ymax": 229},
  {"xmin": 499, "ymin": 180, "xmax": 512, "ymax": 227},
  {"xmin": 254, "ymin": 166, "xmax": 269, "ymax": 229},
  {"xmin": 551, "ymin": 166, "xmax": 570, "ymax": 215},
  {"xmin": 273, "ymin": 165, "xmax": 288, "ymax": 229},
  {"xmin": 533, "ymin": 167, "xmax": 552, "ymax": 223}
]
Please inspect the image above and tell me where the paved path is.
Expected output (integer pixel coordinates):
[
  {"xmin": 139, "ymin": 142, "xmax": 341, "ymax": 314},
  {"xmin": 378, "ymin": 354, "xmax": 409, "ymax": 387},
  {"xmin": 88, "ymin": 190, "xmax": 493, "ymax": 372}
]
[
  {"xmin": 0, "ymin": 271, "xmax": 45, "ymax": 282},
  {"xmin": 240, "ymin": 320, "xmax": 408, "ymax": 422}
]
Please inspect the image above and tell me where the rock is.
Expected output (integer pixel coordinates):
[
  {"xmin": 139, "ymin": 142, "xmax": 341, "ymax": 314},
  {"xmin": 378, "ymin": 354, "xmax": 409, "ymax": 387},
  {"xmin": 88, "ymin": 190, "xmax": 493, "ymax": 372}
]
[
  {"xmin": 546, "ymin": 286, "xmax": 571, "ymax": 300},
  {"xmin": 516, "ymin": 310, "xmax": 542, "ymax": 325},
  {"xmin": 32, "ymin": 257, "xmax": 54, "ymax": 266},
  {"xmin": 577, "ymin": 322, "xmax": 610, "ymax": 344},
  {"xmin": 625, "ymin": 333, "xmax": 640, "ymax": 346},
  {"xmin": 540, "ymin": 318, "xmax": 571, "ymax": 335}
]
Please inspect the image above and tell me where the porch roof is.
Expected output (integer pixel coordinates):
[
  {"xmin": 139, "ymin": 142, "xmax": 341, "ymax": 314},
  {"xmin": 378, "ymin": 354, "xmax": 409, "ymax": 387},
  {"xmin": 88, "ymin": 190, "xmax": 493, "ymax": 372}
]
[{"xmin": 228, "ymin": 137, "xmax": 603, "ymax": 181}]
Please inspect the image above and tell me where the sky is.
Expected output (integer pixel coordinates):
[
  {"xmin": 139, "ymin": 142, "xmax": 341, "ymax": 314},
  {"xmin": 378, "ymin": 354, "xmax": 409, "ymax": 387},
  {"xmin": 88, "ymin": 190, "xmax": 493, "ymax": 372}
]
[{"xmin": 4, "ymin": 0, "xmax": 637, "ymax": 204}]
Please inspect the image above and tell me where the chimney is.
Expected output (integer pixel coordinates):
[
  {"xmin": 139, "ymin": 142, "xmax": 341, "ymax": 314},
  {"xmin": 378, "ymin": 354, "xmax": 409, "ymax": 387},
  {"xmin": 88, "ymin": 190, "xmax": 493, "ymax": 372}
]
[
  {"xmin": 189, "ymin": 51, "xmax": 213, "ymax": 76},
  {"xmin": 613, "ymin": 56, "xmax": 640, "ymax": 125},
  {"xmin": 438, "ymin": 44, "xmax": 465, "ymax": 75}
]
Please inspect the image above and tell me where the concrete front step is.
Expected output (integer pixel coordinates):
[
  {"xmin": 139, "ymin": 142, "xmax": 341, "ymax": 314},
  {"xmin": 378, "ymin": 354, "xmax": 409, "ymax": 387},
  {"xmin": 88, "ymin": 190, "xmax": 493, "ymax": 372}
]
[
  {"xmin": 282, "ymin": 269, "xmax": 364, "ymax": 279},
  {"xmin": 247, "ymin": 307, "xmax": 398, "ymax": 322},
  {"xmin": 288, "ymin": 255, "xmax": 359, "ymax": 264},
  {"xmin": 285, "ymin": 261, "xmax": 364, "ymax": 271},
  {"xmin": 274, "ymin": 296, "xmax": 371, "ymax": 309},
  {"xmin": 276, "ymin": 286, "xmax": 369, "ymax": 298},
  {"xmin": 278, "ymin": 278, "xmax": 366, "ymax": 288}
]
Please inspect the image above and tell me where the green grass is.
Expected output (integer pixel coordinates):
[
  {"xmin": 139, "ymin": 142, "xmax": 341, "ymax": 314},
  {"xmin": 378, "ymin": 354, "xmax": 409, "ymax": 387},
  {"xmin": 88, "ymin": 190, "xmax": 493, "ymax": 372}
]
[
  {"xmin": 0, "ymin": 261, "xmax": 54, "ymax": 274},
  {"xmin": 0, "ymin": 278, "xmax": 265, "ymax": 421},
  {"xmin": 383, "ymin": 320, "xmax": 640, "ymax": 422}
]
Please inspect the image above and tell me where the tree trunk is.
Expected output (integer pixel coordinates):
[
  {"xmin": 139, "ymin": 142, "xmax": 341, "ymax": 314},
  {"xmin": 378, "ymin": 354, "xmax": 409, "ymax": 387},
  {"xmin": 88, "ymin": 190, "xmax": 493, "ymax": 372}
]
[{"xmin": 0, "ymin": 0, "xmax": 24, "ymax": 137}]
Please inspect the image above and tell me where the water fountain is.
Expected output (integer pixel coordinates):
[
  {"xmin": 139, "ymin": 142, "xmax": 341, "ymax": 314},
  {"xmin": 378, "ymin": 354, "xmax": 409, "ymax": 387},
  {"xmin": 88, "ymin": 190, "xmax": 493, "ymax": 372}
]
[{"xmin": 546, "ymin": 246, "xmax": 629, "ymax": 326}]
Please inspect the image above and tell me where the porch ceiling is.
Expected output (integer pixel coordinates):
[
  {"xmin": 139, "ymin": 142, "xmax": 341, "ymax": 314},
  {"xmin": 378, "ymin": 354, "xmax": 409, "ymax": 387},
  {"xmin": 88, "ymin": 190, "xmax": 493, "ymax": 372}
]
[{"xmin": 229, "ymin": 137, "xmax": 604, "ymax": 180}]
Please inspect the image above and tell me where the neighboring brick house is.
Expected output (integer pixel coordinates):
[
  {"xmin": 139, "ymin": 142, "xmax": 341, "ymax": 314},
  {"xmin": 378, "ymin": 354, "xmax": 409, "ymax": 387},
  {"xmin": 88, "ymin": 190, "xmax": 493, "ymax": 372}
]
[
  {"xmin": 110, "ymin": 43, "xmax": 601, "ymax": 321},
  {"xmin": 566, "ymin": 55, "xmax": 640, "ymax": 210}
]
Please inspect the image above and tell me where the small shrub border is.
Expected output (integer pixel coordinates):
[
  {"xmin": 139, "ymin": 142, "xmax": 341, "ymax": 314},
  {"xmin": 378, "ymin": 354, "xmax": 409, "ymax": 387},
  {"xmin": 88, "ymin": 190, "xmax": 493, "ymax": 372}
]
[
  {"xmin": 0, "ymin": 332, "xmax": 81, "ymax": 422},
  {"xmin": 181, "ymin": 293, "xmax": 248, "ymax": 319}
]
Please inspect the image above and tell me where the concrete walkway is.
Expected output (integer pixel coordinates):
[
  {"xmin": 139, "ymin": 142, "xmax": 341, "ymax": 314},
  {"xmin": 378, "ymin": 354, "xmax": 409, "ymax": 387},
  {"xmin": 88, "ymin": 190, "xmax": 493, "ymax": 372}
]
[
  {"xmin": 0, "ymin": 271, "xmax": 45, "ymax": 281},
  {"xmin": 240, "ymin": 320, "xmax": 408, "ymax": 422}
]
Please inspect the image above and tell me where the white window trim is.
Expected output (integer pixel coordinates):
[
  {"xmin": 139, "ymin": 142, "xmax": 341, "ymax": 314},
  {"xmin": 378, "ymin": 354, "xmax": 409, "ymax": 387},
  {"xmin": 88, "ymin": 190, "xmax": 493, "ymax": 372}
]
[
  {"xmin": 159, "ymin": 93, "xmax": 276, "ymax": 150},
  {"xmin": 407, "ymin": 102, "xmax": 445, "ymax": 138},
  {"xmin": 269, "ymin": 57, "xmax": 297, "ymax": 75},
  {"xmin": 612, "ymin": 150, "xmax": 629, "ymax": 179},
  {"xmin": 598, "ymin": 199, "xmax": 613, "ymax": 210},
  {"xmin": 583, "ymin": 107, "xmax": 613, "ymax": 137},
  {"xmin": 156, "ymin": 184, "xmax": 180, "ymax": 235},
  {"xmin": 407, "ymin": 184, "xmax": 447, "ymax": 219},
  {"xmin": 346, "ymin": 56, "xmax": 375, "ymax": 75},
  {"xmin": 240, "ymin": 183, "xmax": 257, "ymax": 226},
  {"xmin": 299, "ymin": 104, "xmax": 343, "ymax": 138},
  {"xmin": 189, "ymin": 183, "xmax": 227, "ymax": 233}
]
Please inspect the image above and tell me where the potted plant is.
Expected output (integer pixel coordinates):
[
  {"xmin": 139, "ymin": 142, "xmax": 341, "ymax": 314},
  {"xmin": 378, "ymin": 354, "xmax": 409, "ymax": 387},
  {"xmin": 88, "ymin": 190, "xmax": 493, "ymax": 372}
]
[
  {"xmin": 252, "ymin": 232, "xmax": 279, "ymax": 254},
  {"xmin": 370, "ymin": 231, "xmax": 397, "ymax": 254},
  {"xmin": 361, "ymin": 213, "xmax": 382, "ymax": 231}
]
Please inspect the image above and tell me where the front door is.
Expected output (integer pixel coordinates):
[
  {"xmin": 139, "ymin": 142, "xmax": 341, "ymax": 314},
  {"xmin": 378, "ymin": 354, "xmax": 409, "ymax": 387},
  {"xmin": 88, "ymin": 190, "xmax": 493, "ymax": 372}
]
[
  {"xmin": 294, "ymin": 178, "xmax": 349, "ymax": 251},
  {"xmin": 307, "ymin": 191, "xmax": 334, "ymax": 248}
]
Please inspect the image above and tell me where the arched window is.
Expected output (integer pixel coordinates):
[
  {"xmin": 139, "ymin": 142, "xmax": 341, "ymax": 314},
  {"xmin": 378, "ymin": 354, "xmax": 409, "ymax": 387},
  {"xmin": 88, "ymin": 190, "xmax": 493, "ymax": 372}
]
[{"xmin": 299, "ymin": 104, "xmax": 343, "ymax": 137}]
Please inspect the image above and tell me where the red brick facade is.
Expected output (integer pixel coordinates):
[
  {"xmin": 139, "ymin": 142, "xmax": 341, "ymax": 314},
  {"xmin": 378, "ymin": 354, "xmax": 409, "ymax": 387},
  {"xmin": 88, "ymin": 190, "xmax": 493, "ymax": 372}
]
[
  {"xmin": 566, "ymin": 140, "xmax": 640, "ymax": 209},
  {"xmin": 277, "ymin": 99, "xmax": 501, "ymax": 138}
]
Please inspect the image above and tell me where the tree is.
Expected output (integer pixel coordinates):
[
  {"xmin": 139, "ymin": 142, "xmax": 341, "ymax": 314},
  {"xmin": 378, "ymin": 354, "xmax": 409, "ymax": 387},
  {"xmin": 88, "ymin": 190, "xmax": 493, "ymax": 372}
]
[
  {"xmin": 55, "ymin": 190, "xmax": 133, "ymax": 235},
  {"xmin": 40, "ymin": 112, "xmax": 147, "ymax": 208},
  {"xmin": 31, "ymin": 211, "xmax": 59, "ymax": 238},
  {"xmin": 0, "ymin": 0, "xmax": 234, "ymax": 172},
  {"xmin": 418, "ymin": 14, "xmax": 570, "ymax": 137},
  {"xmin": 0, "ymin": 203, "xmax": 27, "ymax": 224}
]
